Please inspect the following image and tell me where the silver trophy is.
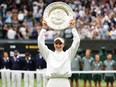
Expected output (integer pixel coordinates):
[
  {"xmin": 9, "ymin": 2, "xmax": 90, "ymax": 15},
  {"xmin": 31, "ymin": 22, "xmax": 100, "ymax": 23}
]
[{"xmin": 43, "ymin": 2, "xmax": 74, "ymax": 30}]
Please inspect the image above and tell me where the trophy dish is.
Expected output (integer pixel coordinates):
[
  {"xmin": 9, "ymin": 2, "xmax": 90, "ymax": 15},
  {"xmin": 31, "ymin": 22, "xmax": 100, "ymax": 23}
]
[{"xmin": 43, "ymin": 2, "xmax": 74, "ymax": 30}]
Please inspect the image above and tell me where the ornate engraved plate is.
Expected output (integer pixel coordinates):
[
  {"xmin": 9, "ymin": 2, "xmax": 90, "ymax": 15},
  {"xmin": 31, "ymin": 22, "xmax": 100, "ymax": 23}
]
[{"xmin": 43, "ymin": 2, "xmax": 74, "ymax": 30}]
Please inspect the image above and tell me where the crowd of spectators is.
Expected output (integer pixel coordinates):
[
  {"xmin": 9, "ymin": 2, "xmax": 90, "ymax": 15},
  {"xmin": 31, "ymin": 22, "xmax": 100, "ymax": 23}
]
[{"xmin": 0, "ymin": 0, "xmax": 116, "ymax": 40}]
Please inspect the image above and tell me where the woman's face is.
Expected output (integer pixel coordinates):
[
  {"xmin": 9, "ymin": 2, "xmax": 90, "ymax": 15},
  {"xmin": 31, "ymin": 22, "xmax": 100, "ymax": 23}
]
[{"xmin": 54, "ymin": 42, "xmax": 64, "ymax": 52}]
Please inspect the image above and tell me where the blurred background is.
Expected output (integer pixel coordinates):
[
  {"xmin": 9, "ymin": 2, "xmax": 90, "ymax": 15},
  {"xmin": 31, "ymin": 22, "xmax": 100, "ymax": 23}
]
[
  {"xmin": 0, "ymin": 0, "xmax": 116, "ymax": 87},
  {"xmin": 0, "ymin": 0, "xmax": 115, "ymax": 58}
]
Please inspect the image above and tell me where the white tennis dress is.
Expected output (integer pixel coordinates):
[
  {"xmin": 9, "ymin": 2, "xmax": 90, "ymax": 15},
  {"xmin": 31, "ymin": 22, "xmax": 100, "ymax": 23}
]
[{"xmin": 38, "ymin": 28, "xmax": 80, "ymax": 87}]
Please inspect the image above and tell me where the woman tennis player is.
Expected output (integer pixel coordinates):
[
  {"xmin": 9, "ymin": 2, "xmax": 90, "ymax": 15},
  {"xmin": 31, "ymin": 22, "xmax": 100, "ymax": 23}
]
[{"xmin": 37, "ymin": 18, "xmax": 80, "ymax": 87}]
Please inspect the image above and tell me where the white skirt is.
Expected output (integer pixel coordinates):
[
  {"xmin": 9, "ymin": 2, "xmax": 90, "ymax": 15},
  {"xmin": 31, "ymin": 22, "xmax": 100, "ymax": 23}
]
[{"xmin": 47, "ymin": 78, "xmax": 70, "ymax": 87}]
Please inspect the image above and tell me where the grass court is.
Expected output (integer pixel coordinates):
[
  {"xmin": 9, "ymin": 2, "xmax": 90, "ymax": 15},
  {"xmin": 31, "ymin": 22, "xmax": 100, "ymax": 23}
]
[{"xmin": 0, "ymin": 79, "xmax": 116, "ymax": 87}]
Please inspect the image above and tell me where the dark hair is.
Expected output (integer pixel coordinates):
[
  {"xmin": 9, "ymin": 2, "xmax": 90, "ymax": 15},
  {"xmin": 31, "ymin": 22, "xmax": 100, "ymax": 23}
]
[{"xmin": 25, "ymin": 52, "xmax": 30, "ymax": 57}]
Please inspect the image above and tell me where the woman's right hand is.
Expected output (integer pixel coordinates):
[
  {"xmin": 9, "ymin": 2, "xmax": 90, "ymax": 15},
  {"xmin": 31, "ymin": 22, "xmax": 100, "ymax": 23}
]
[
  {"xmin": 42, "ymin": 19, "xmax": 47, "ymax": 29},
  {"xmin": 69, "ymin": 19, "xmax": 76, "ymax": 28}
]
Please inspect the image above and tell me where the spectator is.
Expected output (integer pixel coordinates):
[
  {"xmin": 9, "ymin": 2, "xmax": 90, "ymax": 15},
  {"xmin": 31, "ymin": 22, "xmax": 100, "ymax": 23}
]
[
  {"xmin": 77, "ymin": 26, "xmax": 85, "ymax": 40},
  {"xmin": 81, "ymin": 49, "xmax": 94, "ymax": 87},
  {"xmin": 11, "ymin": 50, "xmax": 24, "ymax": 87},
  {"xmin": 101, "ymin": 21, "xmax": 109, "ymax": 39},
  {"xmin": 12, "ymin": 16, "xmax": 19, "ymax": 26},
  {"xmin": 4, "ymin": 11, "xmax": 12, "ymax": 23},
  {"xmin": 33, "ymin": 6, "xmax": 43, "ymax": 22},
  {"xmin": 30, "ymin": 28, "xmax": 38, "ymax": 39},
  {"xmin": 92, "ymin": 24, "xmax": 102, "ymax": 39},
  {"xmin": 15, "ymin": 0, "xmax": 21, "ymax": 9},
  {"xmin": 103, "ymin": 53, "xmax": 116, "ymax": 87},
  {"xmin": 63, "ymin": 28, "xmax": 73, "ymax": 39},
  {"xmin": 45, "ymin": 29, "xmax": 57, "ymax": 40},
  {"xmin": 25, "ymin": 17, "xmax": 33, "ymax": 27},
  {"xmin": 1, "ymin": 51, "xmax": 12, "ymax": 87},
  {"xmin": 7, "ymin": 25, "xmax": 17, "ymax": 39},
  {"xmin": 110, "ymin": 25, "xmax": 116, "ymax": 40},
  {"xmin": 35, "ymin": 50, "xmax": 47, "ymax": 87},
  {"xmin": 17, "ymin": 10, "xmax": 25, "ymax": 25},
  {"xmin": 81, "ymin": 25, "xmax": 92, "ymax": 39},
  {"xmin": 19, "ymin": 24, "xmax": 29, "ymax": 39},
  {"xmin": 33, "ymin": 22, "xmax": 41, "ymax": 33},
  {"xmin": 0, "ymin": 2, "xmax": 7, "ymax": 14},
  {"xmin": 78, "ymin": 7, "xmax": 86, "ymax": 19},
  {"xmin": 32, "ymin": 0, "xmax": 39, "ymax": 9},
  {"xmin": 92, "ymin": 54, "xmax": 103, "ymax": 87},
  {"xmin": 23, "ymin": 52, "xmax": 35, "ymax": 87},
  {"xmin": 69, "ymin": 51, "xmax": 81, "ymax": 87},
  {"xmin": 32, "ymin": 2, "xmax": 39, "ymax": 18}
]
